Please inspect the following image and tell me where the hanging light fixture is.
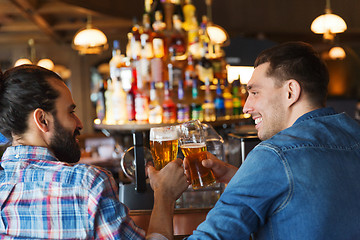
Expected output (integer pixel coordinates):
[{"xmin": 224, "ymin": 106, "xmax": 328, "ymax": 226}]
[
  {"xmin": 14, "ymin": 39, "xmax": 55, "ymax": 70},
  {"xmin": 328, "ymin": 46, "xmax": 346, "ymax": 60},
  {"xmin": 14, "ymin": 58, "xmax": 32, "ymax": 67},
  {"xmin": 204, "ymin": 0, "xmax": 229, "ymax": 46},
  {"xmin": 37, "ymin": 58, "xmax": 55, "ymax": 70},
  {"xmin": 206, "ymin": 25, "xmax": 229, "ymax": 45},
  {"xmin": 311, "ymin": 0, "xmax": 347, "ymax": 40},
  {"xmin": 72, "ymin": 15, "xmax": 108, "ymax": 55}
]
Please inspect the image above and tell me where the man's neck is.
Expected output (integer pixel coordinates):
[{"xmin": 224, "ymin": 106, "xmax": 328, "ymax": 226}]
[
  {"xmin": 286, "ymin": 102, "xmax": 321, "ymax": 129},
  {"xmin": 12, "ymin": 133, "xmax": 48, "ymax": 148}
]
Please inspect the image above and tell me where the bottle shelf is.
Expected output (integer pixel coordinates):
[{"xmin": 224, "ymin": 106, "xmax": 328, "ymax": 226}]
[{"xmin": 94, "ymin": 115, "xmax": 251, "ymax": 132}]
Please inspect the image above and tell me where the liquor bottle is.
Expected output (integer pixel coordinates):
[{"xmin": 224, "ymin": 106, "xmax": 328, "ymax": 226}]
[
  {"xmin": 232, "ymin": 76, "xmax": 242, "ymax": 118},
  {"xmin": 183, "ymin": 0, "xmax": 199, "ymax": 58},
  {"xmin": 150, "ymin": 0, "xmax": 164, "ymax": 23},
  {"xmin": 149, "ymin": 81, "xmax": 163, "ymax": 124},
  {"xmin": 141, "ymin": 14, "xmax": 153, "ymax": 58},
  {"xmin": 199, "ymin": 15, "xmax": 210, "ymax": 49},
  {"xmin": 130, "ymin": 18, "xmax": 141, "ymax": 61},
  {"xmin": 109, "ymin": 40, "xmax": 127, "ymax": 124},
  {"xmin": 223, "ymin": 78, "xmax": 233, "ymax": 120},
  {"xmin": 202, "ymin": 77, "xmax": 216, "ymax": 122},
  {"xmin": 240, "ymin": 83, "xmax": 248, "ymax": 110},
  {"xmin": 197, "ymin": 42, "xmax": 214, "ymax": 83},
  {"xmin": 162, "ymin": 81, "xmax": 177, "ymax": 123},
  {"xmin": 212, "ymin": 56, "xmax": 227, "ymax": 80},
  {"xmin": 123, "ymin": 59, "xmax": 137, "ymax": 122},
  {"xmin": 112, "ymin": 78, "xmax": 128, "ymax": 124},
  {"xmin": 176, "ymin": 79, "xmax": 190, "ymax": 123},
  {"xmin": 126, "ymin": 32, "xmax": 133, "ymax": 59},
  {"xmin": 96, "ymin": 79, "xmax": 106, "ymax": 122},
  {"xmin": 184, "ymin": 54, "xmax": 196, "ymax": 88},
  {"xmin": 168, "ymin": 14, "xmax": 186, "ymax": 59},
  {"xmin": 144, "ymin": 0, "xmax": 152, "ymax": 14},
  {"xmin": 137, "ymin": 15, "xmax": 152, "ymax": 123},
  {"xmin": 152, "ymin": 10, "xmax": 167, "ymax": 59},
  {"xmin": 162, "ymin": 0, "xmax": 174, "ymax": 31},
  {"xmin": 182, "ymin": 0, "xmax": 197, "ymax": 32},
  {"xmin": 214, "ymin": 79, "xmax": 225, "ymax": 119},
  {"xmin": 151, "ymin": 11, "xmax": 166, "ymax": 84},
  {"xmin": 109, "ymin": 40, "xmax": 123, "ymax": 82},
  {"xmin": 173, "ymin": 0, "xmax": 184, "ymax": 22},
  {"xmin": 190, "ymin": 78, "xmax": 203, "ymax": 121},
  {"xmin": 105, "ymin": 78, "xmax": 115, "ymax": 124},
  {"xmin": 134, "ymin": 69, "xmax": 150, "ymax": 123},
  {"xmin": 138, "ymin": 14, "xmax": 153, "ymax": 86},
  {"xmin": 167, "ymin": 48, "xmax": 183, "ymax": 90}
]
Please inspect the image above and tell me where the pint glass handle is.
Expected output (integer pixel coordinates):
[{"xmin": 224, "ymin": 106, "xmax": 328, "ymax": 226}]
[{"xmin": 133, "ymin": 132, "xmax": 147, "ymax": 193}]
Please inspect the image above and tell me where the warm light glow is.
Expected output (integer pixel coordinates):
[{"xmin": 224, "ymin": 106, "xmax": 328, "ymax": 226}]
[
  {"xmin": 73, "ymin": 28, "xmax": 107, "ymax": 47},
  {"xmin": 311, "ymin": 13, "xmax": 347, "ymax": 35},
  {"xmin": 243, "ymin": 113, "xmax": 251, "ymax": 119},
  {"xmin": 206, "ymin": 25, "xmax": 228, "ymax": 45},
  {"xmin": 73, "ymin": 28, "xmax": 108, "ymax": 54},
  {"xmin": 328, "ymin": 46, "xmax": 346, "ymax": 60},
  {"xmin": 227, "ymin": 66, "xmax": 254, "ymax": 84},
  {"xmin": 53, "ymin": 65, "xmax": 72, "ymax": 79},
  {"xmin": 94, "ymin": 118, "xmax": 101, "ymax": 125},
  {"xmin": 37, "ymin": 58, "xmax": 55, "ymax": 70},
  {"xmin": 14, "ymin": 58, "xmax": 32, "ymax": 67}
]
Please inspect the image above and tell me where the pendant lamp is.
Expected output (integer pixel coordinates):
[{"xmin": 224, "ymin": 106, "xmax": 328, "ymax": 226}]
[
  {"xmin": 72, "ymin": 15, "xmax": 108, "ymax": 55},
  {"xmin": 311, "ymin": 0, "xmax": 347, "ymax": 40}
]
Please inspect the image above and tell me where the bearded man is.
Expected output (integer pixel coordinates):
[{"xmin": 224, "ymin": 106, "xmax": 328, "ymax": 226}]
[{"xmin": 0, "ymin": 65, "xmax": 188, "ymax": 239}]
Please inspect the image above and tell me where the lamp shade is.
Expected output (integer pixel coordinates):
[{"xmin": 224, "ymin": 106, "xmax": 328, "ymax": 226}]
[
  {"xmin": 206, "ymin": 25, "xmax": 228, "ymax": 45},
  {"xmin": 329, "ymin": 46, "xmax": 346, "ymax": 60},
  {"xmin": 72, "ymin": 27, "xmax": 108, "ymax": 54},
  {"xmin": 37, "ymin": 58, "xmax": 55, "ymax": 70},
  {"xmin": 14, "ymin": 58, "xmax": 32, "ymax": 67},
  {"xmin": 311, "ymin": 13, "xmax": 347, "ymax": 34}
]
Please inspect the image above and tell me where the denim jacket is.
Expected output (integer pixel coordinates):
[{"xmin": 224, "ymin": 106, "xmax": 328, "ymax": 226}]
[{"xmin": 188, "ymin": 108, "xmax": 360, "ymax": 240}]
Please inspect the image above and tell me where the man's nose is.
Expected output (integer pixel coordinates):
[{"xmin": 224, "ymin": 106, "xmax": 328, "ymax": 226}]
[
  {"xmin": 243, "ymin": 98, "xmax": 251, "ymax": 114},
  {"xmin": 75, "ymin": 114, "xmax": 83, "ymax": 130}
]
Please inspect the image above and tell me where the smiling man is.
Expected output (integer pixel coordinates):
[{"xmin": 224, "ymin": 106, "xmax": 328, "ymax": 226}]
[
  {"xmin": 0, "ymin": 65, "xmax": 188, "ymax": 239},
  {"xmin": 168, "ymin": 42, "xmax": 360, "ymax": 239}
]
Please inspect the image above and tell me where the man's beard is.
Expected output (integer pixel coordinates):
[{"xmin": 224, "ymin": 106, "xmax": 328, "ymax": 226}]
[{"xmin": 49, "ymin": 117, "xmax": 81, "ymax": 164}]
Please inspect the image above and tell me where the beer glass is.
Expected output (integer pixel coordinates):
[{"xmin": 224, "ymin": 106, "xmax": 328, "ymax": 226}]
[
  {"xmin": 179, "ymin": 120, "xmax": 216, "ymax": 189},
  {"xmin": 150, "ymin": 125, "xmax": 179, "ymax": 170}
]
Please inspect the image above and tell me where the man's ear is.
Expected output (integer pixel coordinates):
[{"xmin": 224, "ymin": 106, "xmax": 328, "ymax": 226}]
[
  {"xmin": 285, "ymin": 79, "xmax": 301, "ymax": 107},
  {"xmin": 33, "ymin": 108, "xmax": 51, "ymax": 133}
]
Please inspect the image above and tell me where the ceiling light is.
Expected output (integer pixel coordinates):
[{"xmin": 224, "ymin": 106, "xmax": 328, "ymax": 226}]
[
  {"xmin": 311, "ymin": 0, "xmax": 347, "ymax": 40},
  {"xmin": 37, "ymin": 58, "xmax": 55, "ymax": 70},
  {"xmin": 328, "ymin": 46, "xmax": 346, "ymax": 60},
  {"xmin": 206, "ymin": 25, "xmax": 229, "ymax": 45},
  {"xmin": 14, "ymin": 58, "xmax": 32, "ymax": 67},
  {"xmin": 72, "ymin": 15, "xmax": 108, "ymax": 55},
  {"xmin": 204, "ymin": 0, "xmax": 229, "ymax": 46}
]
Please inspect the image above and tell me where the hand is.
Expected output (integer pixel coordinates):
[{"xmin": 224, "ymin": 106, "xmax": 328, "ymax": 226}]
[
  {"xmin": 148, "ymin": 158, "xmax": 190, "ymax": 201},
  {"xmin": 183, "ymin": 152, "xmax": 238, "ymax": 184}
]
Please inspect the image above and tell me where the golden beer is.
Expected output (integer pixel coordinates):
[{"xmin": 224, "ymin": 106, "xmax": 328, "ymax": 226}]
[
  {"xmin": 181, "ymin": 143, "xmax": 216, "ymax": 189},
  {"xmin": 150, "ymin": 139, "xmax": 179, "ymax": 170}
]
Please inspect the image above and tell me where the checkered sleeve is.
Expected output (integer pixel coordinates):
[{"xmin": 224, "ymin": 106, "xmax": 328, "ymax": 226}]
[{"xmin": 87, "ymin": 167, "xmax": 146, "ymax": 240}]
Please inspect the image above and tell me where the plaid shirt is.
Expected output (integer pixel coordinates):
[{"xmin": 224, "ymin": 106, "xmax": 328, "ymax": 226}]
[{"xmin": 0, "ymin": 145, "xmax": 146, "ymax": 240}]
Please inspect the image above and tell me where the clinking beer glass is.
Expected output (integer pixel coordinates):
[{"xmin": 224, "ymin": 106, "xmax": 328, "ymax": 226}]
[
  {"xmin": 150, "ymin": 125, "xmax": 179, "ymax": 170},
  {"xmin": 179, "ymin": 120, "xmax": 216, "ymax": 189}
]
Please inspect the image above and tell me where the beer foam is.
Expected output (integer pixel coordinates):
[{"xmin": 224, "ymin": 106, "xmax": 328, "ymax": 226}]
[
  {"xmin": 150, "ymin": 127, "xmax": 179, "ymax": 141},
  {"xmin": 181, "ymin": 143, "xmax": 206, "ymax": 148}
]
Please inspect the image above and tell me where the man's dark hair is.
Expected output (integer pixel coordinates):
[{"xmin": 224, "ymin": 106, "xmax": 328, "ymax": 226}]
[
  {"xmin": 254, "ymin": 41, "xmax": 329, "ymax": 107},
  {"xmin": 0, "ymin": 65, "xmax": 63, "ymax": 141}
]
